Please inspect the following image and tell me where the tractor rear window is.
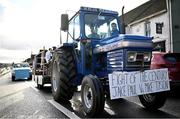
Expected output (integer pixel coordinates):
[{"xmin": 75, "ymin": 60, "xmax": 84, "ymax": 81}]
[{"xmin": 13, "ymin": 63, "xmax": 29, "ymax": 68}]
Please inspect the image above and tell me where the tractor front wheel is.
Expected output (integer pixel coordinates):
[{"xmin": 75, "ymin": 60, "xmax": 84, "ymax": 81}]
[{"xmin": 81, "ymin": 75, "xmax": 105, "ymax": 117}]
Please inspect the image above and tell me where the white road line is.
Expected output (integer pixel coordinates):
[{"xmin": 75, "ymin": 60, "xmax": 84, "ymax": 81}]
[
  {"xmin": 25, "ymin": 81, "xmax": 81, "ymax": 118},
  {"xmin": 124, "ymin": 97, "xmax": 143, "ymax": 107},
  {"xmin": 48, "ymin": 100, "xmax": 81, "ymax": 119},
  {"xmin": 128, "ymin": 100, "xmax": 142, "ymax": 107},
  {"xmin": 25, "ymin": 81, "xmax": 39, "ymax": 92}
]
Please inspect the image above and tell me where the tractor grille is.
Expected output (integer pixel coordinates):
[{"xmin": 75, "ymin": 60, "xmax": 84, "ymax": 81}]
[
  {"xmin": 107, "ymin": 50, "xmax": 151, "ymax": 71},
  {"xmin": 126, "ymin": 61, "xmax": 151, "ymax": 68},
  {"xmin": 107, "ymin": 50, "xmax": 123, "ymax": 71}
]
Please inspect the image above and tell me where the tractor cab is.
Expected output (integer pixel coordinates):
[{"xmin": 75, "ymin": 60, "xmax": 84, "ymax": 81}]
[
  {"xmin": 62, "ymin": 7, "xmax": 152, "ymax": 78},
  {"xmin": 63, "ymin": 7, "xmax": 121, "ymax": 76},
  {"xmin": 80, "ymin": 7, "xmax": 121, "ymax": 76}
]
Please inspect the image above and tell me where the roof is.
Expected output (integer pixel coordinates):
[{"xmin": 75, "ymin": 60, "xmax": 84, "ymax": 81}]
[
  {"xmin": 120, "ymin": 0, "xmax": 167, "ymax": 25},
  {"xmin": 80, "ymin": 6, "xmax": 118, "ymax": 15}
]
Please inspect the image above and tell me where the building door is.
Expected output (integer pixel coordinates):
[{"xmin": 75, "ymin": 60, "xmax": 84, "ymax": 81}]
[{"xmin": 153, "ymin": 41, "xmax": 166, "ymax": 52}]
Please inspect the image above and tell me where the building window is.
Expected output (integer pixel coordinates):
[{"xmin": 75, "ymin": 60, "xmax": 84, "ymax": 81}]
[
  {"xmin": 145, "ymin": 21, "xmax": 151, "ymax": 36},
  {"xmin": 153, "ymin": 41, "xmax": 166, "ymax": 52},
  {"xmin": 156, "ymin": 23, "xmax": 163, "ymax": 34}
]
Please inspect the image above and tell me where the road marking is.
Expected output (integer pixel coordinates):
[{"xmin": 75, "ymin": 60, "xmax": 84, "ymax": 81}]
[
  {"xmin": 129, "ymin": 100, "xmax": 142, "ymax": 107},
  {"xmin": 25, "ymin": 82, "xmax": 81, "ymax": 118},
  {"xmin": 124, "ymin": 97, "xmax": 143, "ymax": 107},
  {"xmin": 25, "ymin": 81, "xmax": 39, "ymax": 92},
  {"xmin": 48, "ymin": 100, "xmax": 81, "ymax": 119}
]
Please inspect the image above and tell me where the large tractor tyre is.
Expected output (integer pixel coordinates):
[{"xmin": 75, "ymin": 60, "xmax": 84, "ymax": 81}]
[
  {"xmin": 81, "ymin": 75, "xmax": 105, "ymax": 117},
  {"xmin": 138, "ymin": 92, "xmax": 167, "ymax": 110},
  {"xmin": 51, "ymin": 48, "xmax": 77, "ymax": 102}
]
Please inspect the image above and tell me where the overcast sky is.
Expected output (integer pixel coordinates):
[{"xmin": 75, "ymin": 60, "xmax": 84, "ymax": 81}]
[{"xmin": 0, "ymin": 0, "xmax": 149, "ymax": 63}]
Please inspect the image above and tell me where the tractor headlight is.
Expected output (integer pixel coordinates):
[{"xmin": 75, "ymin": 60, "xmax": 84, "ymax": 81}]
[
  {"xmin": 127, "ymin": 52, "xmax": 137, "ymax": 62},
  {"xmin": 144, "ymin": 52, "xmax": 151, "ymax": 62}
]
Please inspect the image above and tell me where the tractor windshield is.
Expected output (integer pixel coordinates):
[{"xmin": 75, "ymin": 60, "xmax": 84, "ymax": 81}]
[{"xmin": 84, "ymin": 14, "xmax": 120, "ymax": 39}]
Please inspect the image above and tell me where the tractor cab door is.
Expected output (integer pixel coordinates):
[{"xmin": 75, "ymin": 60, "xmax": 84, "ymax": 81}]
[
  {"xmin": 67, "ymin": 14, "xmax": 84, "ymax": 74},
  {"xmin": 83, "ymin": 40, "xmax": 93, "ymax": 73}
]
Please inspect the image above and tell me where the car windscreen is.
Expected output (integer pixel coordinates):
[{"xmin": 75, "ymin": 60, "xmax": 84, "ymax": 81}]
[
  {"xmin": 164, "ymin": 53, "xmax": 180, "ymax": 63},
  {"xmin": 13, "ymin": 63, "xmax": 29, "ymax": 68}
]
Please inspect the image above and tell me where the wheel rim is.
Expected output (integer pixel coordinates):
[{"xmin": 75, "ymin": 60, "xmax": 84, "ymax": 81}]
[
  {"xmin": 142, "ymin": 94, "xmax": 155, "ymax": 102},
  {"xmin": 83, "ymin": 84, "xmax": 93, "ymax": 109},
  {"xmin": 52, "ymin": 61, "xmax": 59, "ymax": 92}
]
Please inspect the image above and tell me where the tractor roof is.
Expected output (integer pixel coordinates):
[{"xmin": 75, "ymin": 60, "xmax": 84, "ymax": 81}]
[{"xmin": 80, "ymin": 6, "xmax": 118, "ymax": 15}]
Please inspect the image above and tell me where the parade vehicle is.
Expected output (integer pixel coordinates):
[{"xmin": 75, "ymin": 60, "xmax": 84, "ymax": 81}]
[
  {"xmin": 51, "ymin": 7, "xmax": 170, "ymax": 117},
  {"xmin": 32, "ymin": 49, "xmax": 51, "ymax": 89}
]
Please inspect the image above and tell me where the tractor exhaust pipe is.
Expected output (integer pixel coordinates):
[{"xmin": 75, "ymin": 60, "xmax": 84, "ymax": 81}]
[{"xmin": 121, "ymin": 6, "xmax": 125, "ymax": 34}]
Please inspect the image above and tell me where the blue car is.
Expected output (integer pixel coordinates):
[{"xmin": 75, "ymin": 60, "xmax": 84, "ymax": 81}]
[{"xmin": 11, "ymin": 63, "xmax": 32, "ymax": 81}]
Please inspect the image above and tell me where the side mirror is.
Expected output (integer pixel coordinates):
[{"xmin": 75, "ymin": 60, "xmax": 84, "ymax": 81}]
[{"xmin": 61, "ymin": 14, "xmax": 69, "ymax": 31}]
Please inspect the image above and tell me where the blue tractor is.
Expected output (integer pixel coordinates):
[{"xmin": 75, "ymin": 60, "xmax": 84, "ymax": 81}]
[{"xmin": 51, "ymin": 7, "xmax": 170, "ymax": 117}]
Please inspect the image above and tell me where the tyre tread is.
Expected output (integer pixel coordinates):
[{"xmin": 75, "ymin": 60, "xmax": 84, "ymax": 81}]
[{"xmin": 52, "ymin": 48, "xmax": 77, "ymax": 101}]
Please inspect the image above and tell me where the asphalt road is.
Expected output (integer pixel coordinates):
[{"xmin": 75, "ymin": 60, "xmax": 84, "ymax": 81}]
[
  {"xmin": 0, "ymin": 73, "xmax": 68, "ymax": 118},
  {"xmin": 0, "ymin": 73, "xmax": 180, "ymax": 118}
]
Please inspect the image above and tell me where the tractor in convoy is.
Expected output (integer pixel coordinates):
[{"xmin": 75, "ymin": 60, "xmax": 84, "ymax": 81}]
[
  {"xmin": 51, "ymin": 7, "xmax": 170, "ymax": 117},
  {"xmin": 32, "ymin": 48, "xmax": 52, "ymax": 89}
]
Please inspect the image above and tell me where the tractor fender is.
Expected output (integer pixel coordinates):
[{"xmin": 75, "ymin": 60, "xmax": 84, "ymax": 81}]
[{"xmin": 57, "ymin": 43, "xmax": 77, "ymax": 50}]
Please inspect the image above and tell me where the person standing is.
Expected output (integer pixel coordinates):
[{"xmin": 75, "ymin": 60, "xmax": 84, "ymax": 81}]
[{"xmin": 45, "ymin": 48, "xmax": 52, "ymax": 63}]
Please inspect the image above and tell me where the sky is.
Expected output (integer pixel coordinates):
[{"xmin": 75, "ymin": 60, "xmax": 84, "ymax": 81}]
[{"xmin": 0, "ymin": 0, "xmax": 149, "ymax": 63}]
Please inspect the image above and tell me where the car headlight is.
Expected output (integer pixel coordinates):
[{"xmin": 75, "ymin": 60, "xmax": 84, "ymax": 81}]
[
  {"xmin": 127, "ymin": 52, "xmax": 137, "ymax": 62},
  {"xmin": 144, "ymin": 52, "xmax": 151, "ymax": 62}
]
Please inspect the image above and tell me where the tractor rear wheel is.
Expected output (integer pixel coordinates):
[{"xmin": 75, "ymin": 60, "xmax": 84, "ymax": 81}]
[
  {"xmin": 51, "ymin": 48, "xmax": 77, "ymax": 102},
  {"xmin": 81, "ymin": 75, "xmax": 105, "ymax": 117},
  {"xmin": 138, "ymin": 92, "xmax": 167, "ymax": 110}
]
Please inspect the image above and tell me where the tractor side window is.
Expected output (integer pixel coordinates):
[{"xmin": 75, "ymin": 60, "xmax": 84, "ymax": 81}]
[
  {"xmin": 68, "ymin": 21, "xmax": 73, "ymax": 42},
  {"xmin": 74, "ymin": 16, "xmax": 80, "ymax": 39},
  {"xmin": 68, "ymin": 15, "xmax": 80, "ymax": 43}
]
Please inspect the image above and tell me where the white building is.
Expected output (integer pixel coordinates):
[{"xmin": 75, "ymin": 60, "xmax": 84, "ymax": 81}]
[{"xmin": 122, "ymin": 0, "xmax": 180, "ymax": 53}]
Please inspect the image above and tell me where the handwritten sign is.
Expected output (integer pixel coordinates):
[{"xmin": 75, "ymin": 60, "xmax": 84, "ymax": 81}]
[{"xmin": 108, "ymin": 68, "xmax": 170, "ymax": 100}]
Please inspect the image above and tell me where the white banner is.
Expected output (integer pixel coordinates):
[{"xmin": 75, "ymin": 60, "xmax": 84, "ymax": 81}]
[{"xmin": 108, "ymin": 68, "xmax": 170, "ymax": 100}]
